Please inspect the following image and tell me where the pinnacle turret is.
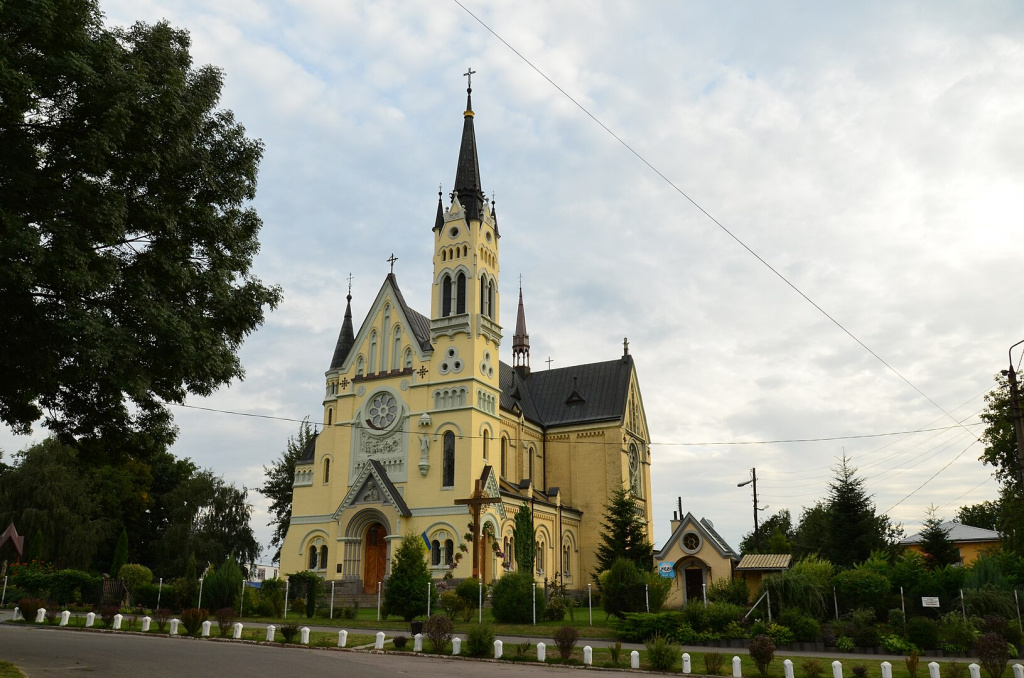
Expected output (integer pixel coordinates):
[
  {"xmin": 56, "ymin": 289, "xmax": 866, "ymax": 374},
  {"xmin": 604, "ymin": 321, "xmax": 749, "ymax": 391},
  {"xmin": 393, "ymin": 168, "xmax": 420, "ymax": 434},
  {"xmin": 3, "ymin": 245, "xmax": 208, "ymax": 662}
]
[{"xmin": 513, "ymin": 284, "xmax": 530, "ymax": 376}]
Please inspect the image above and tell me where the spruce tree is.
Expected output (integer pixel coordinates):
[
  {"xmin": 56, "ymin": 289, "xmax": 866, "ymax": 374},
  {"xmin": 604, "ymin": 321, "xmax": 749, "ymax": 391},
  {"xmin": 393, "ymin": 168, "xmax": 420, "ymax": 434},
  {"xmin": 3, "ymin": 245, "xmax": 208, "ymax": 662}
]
[
  {"xmin": 512, "ymin": 505, "xmax": 535, "ymax": 574},
  {"xmin": 594, "ymin": 487, "xmax": 653, "ymax": 579},
  {"xmin": 824, "ymin": 456, "xmax": 894, "ymax": 567},
  {"xmin": 382, "ymin": 534, "xmax": 433, "ymax": 622},
  {"xmin": 918, "ymin": 507, "xmax": 960, "ymax": 569},
  {"xmin": 259, "ymin": 419, "xmax": 314, "ymax": 563}
]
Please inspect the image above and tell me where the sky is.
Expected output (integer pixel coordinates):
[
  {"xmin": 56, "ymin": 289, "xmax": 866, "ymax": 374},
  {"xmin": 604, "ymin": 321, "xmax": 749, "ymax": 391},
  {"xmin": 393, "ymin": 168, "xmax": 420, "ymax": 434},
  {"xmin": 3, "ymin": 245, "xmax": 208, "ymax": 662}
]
[{"xmin": 5, "ymin": 0, "xmax": 1024, "ymax": 561}]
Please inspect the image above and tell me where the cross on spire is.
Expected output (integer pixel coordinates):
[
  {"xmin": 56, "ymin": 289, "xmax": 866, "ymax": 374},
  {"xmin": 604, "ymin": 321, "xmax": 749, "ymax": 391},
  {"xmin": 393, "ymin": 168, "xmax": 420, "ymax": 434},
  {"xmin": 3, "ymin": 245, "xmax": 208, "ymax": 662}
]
[
  {"xmin": 546, "ymin": 357, "xmax": 553, "ymax": 369},
  {"xmin": 387, "ymin": 253, "xmax": 398, "ymax": 273},
  {"xmin": 347, "ymin": 272, "xmax": 353, "ymax": 295},
  {"xmin": 464, "ymin": 67, "xmax": 476, "ymax": 90}
]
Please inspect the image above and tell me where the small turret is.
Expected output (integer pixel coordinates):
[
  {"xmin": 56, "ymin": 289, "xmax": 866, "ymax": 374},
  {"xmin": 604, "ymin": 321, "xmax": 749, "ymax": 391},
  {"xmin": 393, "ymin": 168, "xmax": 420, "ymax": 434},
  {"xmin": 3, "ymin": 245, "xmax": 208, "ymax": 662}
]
[
  {"xmin": 330, "ymin": 282, "xmax": 355, "ymax": 369},
  {"xmin": 513, "ymin": 284, "xmax": 530, "ymax": 377}
]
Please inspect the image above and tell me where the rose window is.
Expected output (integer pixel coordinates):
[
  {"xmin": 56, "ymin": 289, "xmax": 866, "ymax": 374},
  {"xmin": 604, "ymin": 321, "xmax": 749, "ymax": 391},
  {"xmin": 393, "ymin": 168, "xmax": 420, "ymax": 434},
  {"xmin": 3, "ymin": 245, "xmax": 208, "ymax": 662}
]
[{"xmin": 367, "ymin": 392, "xmax": 398, "ymax": 429}]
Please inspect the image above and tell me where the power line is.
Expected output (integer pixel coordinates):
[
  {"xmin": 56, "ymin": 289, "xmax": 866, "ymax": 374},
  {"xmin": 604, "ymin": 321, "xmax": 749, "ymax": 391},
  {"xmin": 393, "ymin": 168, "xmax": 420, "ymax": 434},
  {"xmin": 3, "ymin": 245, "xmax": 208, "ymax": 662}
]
[
  {"xmin": 449, "ymin": 0, "xmax": 981, "ymax": 447},
  {"xmin": 884, "ymin": 439, "xmax": 980, "ymax": 514}
]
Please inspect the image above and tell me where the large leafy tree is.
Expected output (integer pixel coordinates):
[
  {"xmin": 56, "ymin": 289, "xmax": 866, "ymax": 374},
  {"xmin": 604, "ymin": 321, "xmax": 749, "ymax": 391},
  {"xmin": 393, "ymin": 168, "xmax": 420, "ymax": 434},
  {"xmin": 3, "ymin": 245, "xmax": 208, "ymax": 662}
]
[
  {"xmin": 594, "ymin": 487, "xmax": 653, "ymax": 578},
  {"xmin": 740, "ymin": 509, "xmax": 794, "ymax": 555},
  {"xmin": 0, "ymin": 0, "xmax": 281, "ymax": 440},
  {"xmin": 956, "ymin": 500, "xmax": 1001, "ymax": 531},
  {"xmin": 978, "ymin": 373, "xmax": 1024, "ymax": 555},
  {"xmin": 259, "ymin": 420, "xmax": 314, "ymax": 563}
]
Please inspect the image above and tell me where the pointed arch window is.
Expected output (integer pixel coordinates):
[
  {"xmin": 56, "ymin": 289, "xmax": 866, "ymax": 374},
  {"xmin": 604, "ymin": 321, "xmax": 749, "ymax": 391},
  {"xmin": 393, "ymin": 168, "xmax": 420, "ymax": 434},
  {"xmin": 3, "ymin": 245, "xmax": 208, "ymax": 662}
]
[
  {"xmin": 456, "ymin": 273, "xmax": 466, "ymax": 314},
  {"xmin": 392, "ymin": 326, "xmax": 402, "ymax": 371},
  {"xmin": 327, "ymin": 408, "xmax": 333, "ymax": 426},
  {"xmin": 323, "ymin": 457, "xmax": 330, "ymax": 484},
  {"xmin": 431, "ymin": 540, "xmax": 441, "ymax": 566},
  {"xmin": 356, "ymin": 355, "xmax": 365, "ymax": 377},
  {"xmin": 444, "ymin": 539, "xmax": 454, "ymax": 566},
  {"xmin": 319, "ymin": 545, "xmax": 328, "ymax": 571},
  {"xmin": 368, "ymin": 331, "xmax": 378, "ymax": 372},
  {"xmin": 404, "ymin": 347, "xmax": 413, "ymax": 369},
  {"xmin": 442, "ymin": 275, "xmax": 452, "ymax": 317},
  {"xmin": 487, "ymin": 280, "xmax": 495, "ymax": 319},
  {"xmin": 482, "ymin": 430, "xmax": 490, "ymax": 461},
  {"xmin": 528, "ymin": 447, "xmax": 534, "ymax": 482},
  {"xmin": 308, "ymin": 547, "xmax": 318, "ymax": 570},
  {"xmin": 480, "ymin": 276, "xmax": 486, "ymax": 314},
  {"xmin": 500, "ymin": 437, "xmax": 507, "ymax": 478},
  {"xmin": 442, "ymin": 431, "xmax": 455, "ymax": 487}
]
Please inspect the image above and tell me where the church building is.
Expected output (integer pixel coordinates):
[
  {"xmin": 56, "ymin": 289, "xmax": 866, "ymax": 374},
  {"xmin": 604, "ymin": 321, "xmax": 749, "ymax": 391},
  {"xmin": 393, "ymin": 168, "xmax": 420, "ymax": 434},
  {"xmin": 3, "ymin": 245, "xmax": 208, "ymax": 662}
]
[{"xmin": 279, "ymin": 78, "xmax": 654, "ymax": 593}]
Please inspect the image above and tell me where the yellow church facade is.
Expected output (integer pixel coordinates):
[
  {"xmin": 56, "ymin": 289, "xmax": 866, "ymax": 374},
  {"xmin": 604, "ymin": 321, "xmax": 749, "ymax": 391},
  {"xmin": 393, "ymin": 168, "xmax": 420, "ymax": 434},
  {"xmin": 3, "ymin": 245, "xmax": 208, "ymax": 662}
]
[{"xmin": 280, "ymin": 80, "xmax": 653, "ymax": 593}]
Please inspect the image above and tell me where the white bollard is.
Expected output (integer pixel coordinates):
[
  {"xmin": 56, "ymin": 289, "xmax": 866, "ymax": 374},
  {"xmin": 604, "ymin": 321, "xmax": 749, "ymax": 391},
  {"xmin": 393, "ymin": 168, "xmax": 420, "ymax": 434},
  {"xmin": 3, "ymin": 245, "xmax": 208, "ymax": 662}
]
[
  {"xmin": 631, "ymin": 650, "xmax": 640, "ymax": 669},
  {"xmin": 233, "ymin": 622, "xmax": 243, "ymax": 639},
  {"xmin": 929, "ymin": 662, "xmax": 941, "ymax": 678},
  {"xmin": 494, "ymin": 639, "xmax": 503, "ymax": 659},
  {"xmin": 35, "ymin": 608, "xmax": 46, "ymax": 623},
  {"xmin": 12, "ymin": 607, "xmax": 21, "ymax": 621},
  {"xmin": 584, "ymin": 646, "xmax": 593, "ymax": 665},
  {"xmin": 141, "ymin": 616, "xmax": 151, "ymax": 632},
  {"xmin": 338, "ymin": 630, "xmax": 347, "ymax": 647},
  {"xmin": 537, "ymin": 642, "xmax": 545, "ymax": 661},
  {"xmin": 881, "ymin": 662, "xmax": 892, "ymax": 678},
  {"xmin": 112, "ymin": 613, "xmax": 123, "ymax": 630},
  {"xmin": 734, "ymin": 656, "xmax": 743, "ymax": 677},
  {"xmin": 201, "ymin": 620, "xmax": 211, "ymax": 637},
  {"xmin": 453, "ymin": 637, "xmax": 462, "ymax": 655},
  {"xmin": 86, "ymin": 612, "xmax": 96, "ymax": 627},
  {"xmin": 683, "ymin": 652, "xmax": 691, "ymax": 674},
  {"xmin": 375, "ymin": 631, "xmax": 385, "ymax": 650},
  {"xmin": 969, "ymin": 664, "xmax": 981, "ymax": 678},
  {"xmin": 1012, "ymin": 665, "xmax": 1023, "ymax": 678},
  {"xmin": 169, "ymin": 618, "xmax": 180, "ymax": 635},
  {"xmin": 832, "ymin": 660, "xmax": 843, "ymax": 678},
  {"xmin": 785, "ymin": 659, "xmax": 795, "ymax": 678},
  {"xmin": 414, "ymin": 633, "xmax": 423, "ymax": 652},
  {"xmin": 300, "ymin": 627, "xmax": 310, "ymax": 644},
  {"xmin": 60, "ymin": 611, "xmax": 71, "ymax": 627},
  {"xmin": 266, "ymin": 625, "xmax": 276, "ymax": 642}
]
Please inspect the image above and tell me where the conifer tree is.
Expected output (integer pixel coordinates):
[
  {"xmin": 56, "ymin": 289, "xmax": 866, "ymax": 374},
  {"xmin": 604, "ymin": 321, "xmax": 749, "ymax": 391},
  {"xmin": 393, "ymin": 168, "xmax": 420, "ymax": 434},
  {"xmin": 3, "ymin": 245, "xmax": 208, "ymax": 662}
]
[
  {"xmin": 594, "ymin": 487, "xmax": 653, "ymax": 579},
  {"xmin": 918, "ymin": 507, "xmax": 960, "ymax": 569},
  {"xmin": 382, "ymin": 534, "xmax": 434, "ymax": 622},
  {"xmin": 512, "ymin": 505, "xmax": 535, "ymax": 574},
  {"xmin": 824, "ymin": 456, "xmax": 895, "ymax": 567},
  {"xmin": 259, "ymin": 419, "xmax": 314, "ymax": 563}
]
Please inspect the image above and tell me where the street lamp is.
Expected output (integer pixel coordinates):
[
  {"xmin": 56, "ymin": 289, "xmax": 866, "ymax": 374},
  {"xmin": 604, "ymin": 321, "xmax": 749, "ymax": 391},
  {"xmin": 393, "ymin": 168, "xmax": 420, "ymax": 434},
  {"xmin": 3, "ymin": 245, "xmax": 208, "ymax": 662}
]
[
  {"xmin": 737, "ymin": 468, "xmax": 761, "ymax": 551},
  {"xmin": 1001, "ymin": 339, "xmax": 1024, "ymax": 485}
]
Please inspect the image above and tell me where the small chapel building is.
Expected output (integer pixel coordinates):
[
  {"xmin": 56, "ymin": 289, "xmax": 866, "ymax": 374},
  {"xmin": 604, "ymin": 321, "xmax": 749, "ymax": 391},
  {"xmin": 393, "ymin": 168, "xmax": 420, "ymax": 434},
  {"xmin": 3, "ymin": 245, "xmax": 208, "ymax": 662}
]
[{"xmin": 279, "ymin": 79, "xmax": 654, "ymax": 593}]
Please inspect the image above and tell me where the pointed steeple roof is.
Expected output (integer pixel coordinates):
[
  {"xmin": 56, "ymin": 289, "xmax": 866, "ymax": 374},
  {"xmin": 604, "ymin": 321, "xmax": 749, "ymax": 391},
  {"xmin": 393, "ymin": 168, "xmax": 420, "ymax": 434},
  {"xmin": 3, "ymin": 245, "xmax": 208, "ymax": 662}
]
[
  {"xmin": 453, "ymin": 81, "xmax": 485, "ymax": 223},
  {"xmin": 513, "ymin": 284, "xmax": 530, "ymax": 375},
  {"xmin": 433, "ymin": 188, "xmax": 445, "ymax": 231},
  {"xmin": 330, "ymin": 289, "xmax": 355, "ymax": 369}
]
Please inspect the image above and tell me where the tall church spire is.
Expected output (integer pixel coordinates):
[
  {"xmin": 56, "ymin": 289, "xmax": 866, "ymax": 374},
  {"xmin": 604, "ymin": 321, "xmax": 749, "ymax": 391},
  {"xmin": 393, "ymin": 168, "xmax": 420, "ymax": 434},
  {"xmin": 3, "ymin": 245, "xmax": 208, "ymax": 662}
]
[
  {"xmin": 330, "ymin": 283, "xmax": 355, "ymax": 369},
  {"xmin": 513, "ymin": 283, "xmax": 530, "ymax": 376},
  {"xmin": 453, "ymin": 68, "xmax": 485, "ymax": 223}
]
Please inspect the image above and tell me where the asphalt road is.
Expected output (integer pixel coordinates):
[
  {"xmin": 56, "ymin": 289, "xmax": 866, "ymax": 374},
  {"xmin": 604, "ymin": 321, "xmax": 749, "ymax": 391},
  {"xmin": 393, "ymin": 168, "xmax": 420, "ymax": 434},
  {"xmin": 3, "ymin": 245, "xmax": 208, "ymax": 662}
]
[{"xmin": 0, "ymin": 623, "xmax": 595, "ymax": 677}]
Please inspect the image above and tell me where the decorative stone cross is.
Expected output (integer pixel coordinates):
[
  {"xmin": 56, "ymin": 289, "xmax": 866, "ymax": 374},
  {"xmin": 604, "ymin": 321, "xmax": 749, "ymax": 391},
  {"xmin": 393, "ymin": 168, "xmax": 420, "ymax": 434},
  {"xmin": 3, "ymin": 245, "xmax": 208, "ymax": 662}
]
[
  {"xmin": 455, "ymin": 478, "xmax": 501, "ymax": 579},
  {"xmin": 387, "ymin": 253, "xmax": 398, "ymax": 273},
  {"xmin": 546, "ymin": 357, "xmax": 553, "ymax": 369}
]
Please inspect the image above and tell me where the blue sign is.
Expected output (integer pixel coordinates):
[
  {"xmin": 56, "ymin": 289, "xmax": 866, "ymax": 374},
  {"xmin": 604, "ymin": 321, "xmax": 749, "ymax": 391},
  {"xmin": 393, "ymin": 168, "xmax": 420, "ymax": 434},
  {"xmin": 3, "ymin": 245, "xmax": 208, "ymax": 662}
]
[{"xmin": 658, "ymin": 561, "xmax": 675, "ymax": 578}]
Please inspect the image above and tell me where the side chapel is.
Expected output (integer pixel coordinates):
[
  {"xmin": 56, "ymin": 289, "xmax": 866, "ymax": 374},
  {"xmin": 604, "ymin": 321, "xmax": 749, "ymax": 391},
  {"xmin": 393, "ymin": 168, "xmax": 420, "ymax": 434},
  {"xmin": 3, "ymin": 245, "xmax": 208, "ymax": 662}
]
[{"xmin": 279, "ymin": 78, "xmax": 654, "ymax": 593}]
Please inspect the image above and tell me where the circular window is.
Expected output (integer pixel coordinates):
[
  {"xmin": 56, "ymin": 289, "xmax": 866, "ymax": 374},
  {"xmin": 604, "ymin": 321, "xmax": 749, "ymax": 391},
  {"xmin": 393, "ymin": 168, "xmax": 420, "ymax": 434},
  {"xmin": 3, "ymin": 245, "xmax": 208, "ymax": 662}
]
[
  {"xmin": 366, "ymin": 392, "xmax": 398, "ymax": 430},
  {"xmin": 485, "ymin": 231, "xmax": 492, "ymax": 242},
  {"xmin": 449, "ymin": 227, "xmax": 459, "ymax": 238},
  {"xmin": 681, "ymin": 532, "xmax": 701, "ymax": 554}
]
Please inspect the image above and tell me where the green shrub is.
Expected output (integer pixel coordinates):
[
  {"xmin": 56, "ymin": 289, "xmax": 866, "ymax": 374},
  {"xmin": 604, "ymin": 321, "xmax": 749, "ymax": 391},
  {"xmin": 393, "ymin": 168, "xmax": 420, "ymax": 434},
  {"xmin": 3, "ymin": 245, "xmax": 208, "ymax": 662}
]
[
  {"xmin": 455, "ymin": 578, "xmax": 480, "ymax": 611},
  {"xmin": 907, "ymin": 616, "xmax": 940, "ymax": 650},
  {"xmin": 644, "ymin": 634, "xmax": 679, "ymax": 671},
  {"xmin": 259, "ymin": 578, "xmax": 285, "ymax": 617},
  {"xmin": 707, "ymin": 576, "xmax": 751, "ymax": 606},
  {"xmin": 544, "ymin": 597, "xmax": 566, "ymax": 621},
  {"xmin": 940, "ymin": 612, "xmax": 978, "ymax": 655},
  {"xmin": 287, "ymin": 570, "xmax": 321, "ymax": 619},
  {"xmin": 852, "ymin": 664, "xmax": 868, "ymax": 678},
  {"xmin": 881, "ymin": 634, "xmax": 920, "ymax": 654},
  {"xmin": 438, "ymin": 591, "xmax": 464, "ymax": 620},
  {"xmin": 836, "ymin": 636, "xmax": 855, "ymax": 652},
  {"xmin": 423, "ymin": 614, "xmax": 453, "ymax": 653},
  {"xmin": 513, "ymin": 641, "xmax": 531, "ymax": 658},
  {"xmin": 153, "ymin": 608, "xmax": 172, "ymax": 632},
  {"xmin": 179, "ymin": 607, "xmax": 207, "ymax": 636},
  {"xmin": 749, "ymin": 633, "xmax": 777, "ymax": 677},
  {"xmin": 685, "ymin": 601, "xmax": 745, "ymax": 633},
  {"xmin": 118, "ymin": 564, "xmax": 153, "ymax": 599},
  {"xmin": 465, "ymin": 622, "xmax": 494, "ymax": 657},
  {"xmin": 779, "ymin": 608, "xmax": 820, "ymax": 642},
  {"xmin": 608, "ymin": 641, "xmax": 623, "ymax": 666},
  {"xmin": 215, "ymin": 608, "xmax": 236, "ymax": 637},
  {"xmin": 704, "ymin": 651, "xmax": 725, "ymax": 675},
  {"xmin": 602, "ymin": 558, "xmax": 646, "ymax": 619},
  {"xmin": 290, "ymin": 597, "xmax": 306, "ymax": 614},
  {"xmin": 801, "ymin": 658, "xmax": 826, "ymax": 678},
  {"xmin": 204, "ymin": 558, "xmax": 243, "ymax": 611},
  {"xmin": 48, "ymin": 569, "xmax": 98, "ymax": 605},
  {"xmin": 491, "ymin": 572, "xmax": 544, "ymax": 623},
  {"xmin": 906, "ymin": 651, "xmax": 920, "ymax": 678},
  {"xmin": 613, "ymin": 611, "xmax": 686, "ymax": 643},
  {"xmin": 100, "ymin": 605, "xmax": 119, "ymax": 627},
  {"xmin": 392, "ymin": 635, "xmax": 408, "ymax": 649},
  {"xmin": 380, "ymin": 535, "xmax": 432, "ymax": 622},
  {"xmin": 833, "ymin": 569, "xmax": 891, "ymax": 612},
  {"xmin": 18, "ymin": 597, "xmax": 45, "ymax": 621},
  {"xmin": 974, "ymin": 632, "xmax": 1010, "ymax": 678},
  {"xmin": 279, "ymin": 623, "xmax": 299, "ymax": 643},
  {"xmin": 644, "ymin": 571, "xmax": 673, "ymax": 613},
  {"xmin": 945, "ymin": 660, "xmax": 969, "ymax": 678},
  {"xmin": 553, "ymin": 625, "xmax": 579, "ymax": 660}
]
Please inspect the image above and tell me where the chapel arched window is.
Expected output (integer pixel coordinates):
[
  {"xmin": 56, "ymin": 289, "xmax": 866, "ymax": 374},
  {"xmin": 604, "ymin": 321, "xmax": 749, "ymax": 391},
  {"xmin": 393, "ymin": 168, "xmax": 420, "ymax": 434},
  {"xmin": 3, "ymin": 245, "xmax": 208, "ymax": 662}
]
[
  {"xmin": 456, "ymin": 273, "xmax": 466, "ymax": 314},
  {"xmin": 442, "ymin": 431, "xmax": 455, "ymax": 487},
  {"xmin": 442, "ymin": 275, "xmax": 452, "ymax": 317},
  {"xmin": 323, "ymin": 458, "xmax": 330, "ymax": 484},
  {"xmin": 431, "ymin": 540, "xmax": 441, "ymax": 566}
]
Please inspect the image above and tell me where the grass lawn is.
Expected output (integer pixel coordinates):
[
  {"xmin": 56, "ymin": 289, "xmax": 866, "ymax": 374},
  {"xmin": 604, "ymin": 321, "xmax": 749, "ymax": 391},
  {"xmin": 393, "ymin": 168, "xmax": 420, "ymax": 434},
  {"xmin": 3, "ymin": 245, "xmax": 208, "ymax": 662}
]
[{"xmin": 0, "ymin": 662, "xmax": 25, "ymax": 678}]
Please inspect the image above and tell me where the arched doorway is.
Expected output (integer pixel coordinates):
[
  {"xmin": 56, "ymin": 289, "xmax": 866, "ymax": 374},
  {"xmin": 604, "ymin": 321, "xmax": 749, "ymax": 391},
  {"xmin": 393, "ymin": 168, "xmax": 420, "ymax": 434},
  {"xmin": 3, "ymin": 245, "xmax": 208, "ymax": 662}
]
[
  {"xmin": 675, "ymin": 557, "xmax": 708, "ymax": 606},
  {"xmin": 363, "ymin": 522, "xmax": 388, "ymax": 594}
]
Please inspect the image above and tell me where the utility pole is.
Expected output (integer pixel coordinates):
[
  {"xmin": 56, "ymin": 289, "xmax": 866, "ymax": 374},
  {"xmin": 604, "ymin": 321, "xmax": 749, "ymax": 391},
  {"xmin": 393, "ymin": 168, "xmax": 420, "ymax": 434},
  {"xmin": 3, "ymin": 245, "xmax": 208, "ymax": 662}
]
[
  {"xmin": 1003, "ymin": 339, "xmax": 1024, "ymax": 485},
  {"xmin": 737, "ymin": 468, "xmax": 760, "ymax": 551}
]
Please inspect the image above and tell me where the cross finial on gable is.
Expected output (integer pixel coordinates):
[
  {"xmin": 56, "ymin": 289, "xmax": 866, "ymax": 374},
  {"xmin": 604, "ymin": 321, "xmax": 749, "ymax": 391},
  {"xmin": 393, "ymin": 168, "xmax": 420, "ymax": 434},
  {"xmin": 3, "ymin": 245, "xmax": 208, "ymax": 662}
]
[
  {"xmin": 387, "ymin": 253, "xmax": 398, "ymax": 273},
  {"xmin": 464, "ymin": 67, "xmax": 476, "ymax": 90}
]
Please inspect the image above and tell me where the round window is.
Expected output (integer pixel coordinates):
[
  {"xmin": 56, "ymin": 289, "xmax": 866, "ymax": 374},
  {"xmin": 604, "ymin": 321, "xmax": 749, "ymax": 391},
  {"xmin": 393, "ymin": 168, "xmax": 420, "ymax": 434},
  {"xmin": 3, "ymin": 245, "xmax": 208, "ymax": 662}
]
[
  {"xmin": 366, "ymin": 392, "xmax": 398, "ymax": 430},
  {"xmin": 681, "ymin": 532, "xmax": 701, "ymax": 553},
  {"xmin": 449, "ymin": 227, "xmax": 459, "ymax": 238}
]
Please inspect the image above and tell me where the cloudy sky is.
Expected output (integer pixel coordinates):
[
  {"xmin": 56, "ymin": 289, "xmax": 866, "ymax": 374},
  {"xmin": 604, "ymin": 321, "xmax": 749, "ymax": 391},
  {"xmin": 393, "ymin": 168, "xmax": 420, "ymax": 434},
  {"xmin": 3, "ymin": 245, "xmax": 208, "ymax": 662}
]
[{"xmin": 6, "ymin": 0, "xmax": 1024, "ymax": 559}]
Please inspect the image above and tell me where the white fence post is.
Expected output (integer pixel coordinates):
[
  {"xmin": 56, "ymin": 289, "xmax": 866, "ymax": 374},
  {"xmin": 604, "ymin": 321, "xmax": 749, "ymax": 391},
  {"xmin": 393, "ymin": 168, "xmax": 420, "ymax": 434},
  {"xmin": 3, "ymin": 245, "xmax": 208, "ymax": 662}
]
[
  {"xmin": 537, "ymin": 642, "xmax": 545, "ymax": 661},
  {"xmin": 414, "ymin": 633, "xmax": 423, "ymax": 652},
  {"xmin": 929, "ymin": 662, "xmax": 941, "ymax": 678},
  {"xmin": 453, "ymin": 637, "xmax": 462, "ymax": 655},
  {"xmin": 35, "ymin": 608, "xmax": 47, "ymax": 624},
  {"xmin": 169, "ymin": 618, "xmax": 180, "ymax": 635},
  {"xmin": 733, "ymin": 656, "xmax": 743, "ymax": 677},
  {"xmin": 631, "ymin": 650, "xmax": 640, "ymax": 669},
  {"xmin": 85, "ymin": 612, "xmax": 95, "ymax": 627},
  {"xmin": 12, "ymin": 607, "xmax": 21, "ymax": 621},
  {"xmin": 338, "ymin": 629, "xmax": 347, "ymax": 647},
  {"xmin": 266, "ymin": 625, "xmax": 276, "ymax": 642},
  {"xmin": 1012, "ymin": 665, "xmax": 1023, "ymax": 678},
  {"xmin": 232, "ymin": 622, "xmax": 243, "ymax": 639},
  {"xmin": 300, "ymin": 627, "xmax": 310, "ymax": 644},
  {"xmin": 683, "ymin": 652, "xmax": 691, "ymax": 674},
  {"xmin": 832, "ymin": 660, "xmax": 843, "ymax": 678},
  {"xmin": 785, "ymin": 659, "xmax": 795, "ymax": 678},
  {"xmin": 583, "ymin": 646, "xmax": 593, "ymax": 665},
  {"xmin": 881, "ymin": 662, "xmax": 893, "ymax": 678},
  {"xmin": 200, "ymin": 620, "xmax": 211, "ymax": 636},
  {"xmin": 969, "ymin": 664, "xmax": 981, "ymax": 678},
  {"xmin": 61, "ymin": 611, "xmax": 71, "ymax": 627},
  {"xmin": 375, "ymin": 631, "xmax": 385, "ymax": 650},
  {"xmin": 494, "ymin": 639, "xmax": 503, "ymax": 659}
]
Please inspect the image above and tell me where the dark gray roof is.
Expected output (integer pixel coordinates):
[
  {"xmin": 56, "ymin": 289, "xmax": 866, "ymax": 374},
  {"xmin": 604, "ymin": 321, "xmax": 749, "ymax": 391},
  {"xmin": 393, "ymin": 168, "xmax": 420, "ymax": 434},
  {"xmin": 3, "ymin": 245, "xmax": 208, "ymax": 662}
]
[
  {"xmin": 368, "ymin": 459, "xmax": 411, "ymax": 516},
  {"xmin": 901, "ymin": 521, "xmax": 1000, "ymax": 545},
  {"xmin": 297, "ymin": 431, "xmax": 319, "ymax": 464},
  {"xmin": 388, "ymin": 274, "xmax": 432, "ymax": 352},
  {"xmin": 330, "ymin": 294, "xmax": 355, "ymax": 369},
  {"xmin": 499, "ymin": 356, "xmax": 634, "ymax": 428}
]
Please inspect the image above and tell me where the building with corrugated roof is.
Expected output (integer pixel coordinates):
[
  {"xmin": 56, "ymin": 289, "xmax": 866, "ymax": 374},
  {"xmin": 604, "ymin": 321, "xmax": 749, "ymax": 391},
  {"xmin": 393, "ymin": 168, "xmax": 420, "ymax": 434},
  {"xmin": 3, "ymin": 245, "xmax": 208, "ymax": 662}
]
[
  {"xmin": 654, "ymin": 502, "xmax": 740, "ymax": 606},
  {"xmin": 279, "ymin": 80, "xmax": 653, "ymax": 593},
  {"xmin": 900, "ymin": 521, "xmax": 1000, "ymax": 566}
]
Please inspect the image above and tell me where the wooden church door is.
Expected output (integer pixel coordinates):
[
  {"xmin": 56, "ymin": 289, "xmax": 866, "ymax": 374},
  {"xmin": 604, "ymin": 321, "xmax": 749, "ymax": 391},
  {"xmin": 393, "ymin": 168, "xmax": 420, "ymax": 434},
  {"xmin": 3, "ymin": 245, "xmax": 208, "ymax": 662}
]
[{"xmin": 363, "ymin": 523, "xmax": 387, "ymax": 594}]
